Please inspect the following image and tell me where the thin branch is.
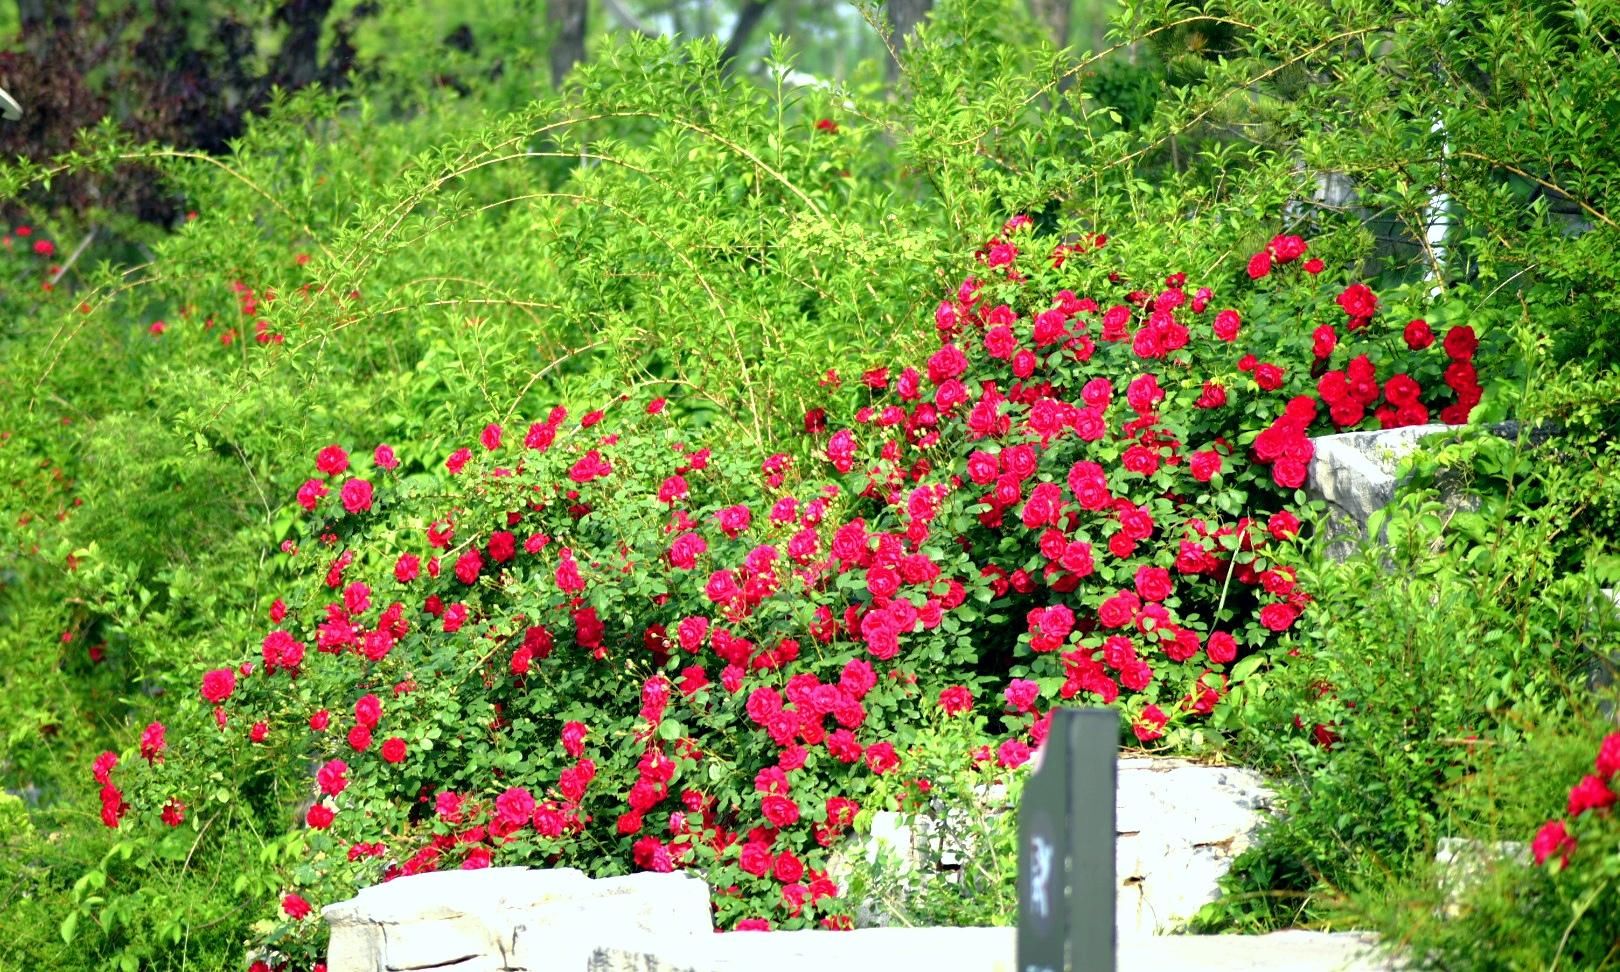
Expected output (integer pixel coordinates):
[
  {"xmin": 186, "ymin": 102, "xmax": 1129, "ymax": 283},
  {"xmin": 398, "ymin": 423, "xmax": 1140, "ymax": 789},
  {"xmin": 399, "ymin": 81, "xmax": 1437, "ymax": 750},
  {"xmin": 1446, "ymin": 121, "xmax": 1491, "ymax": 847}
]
[
  {"xmin": 720, "ymin": 0, "xmax": 775, "ymax": 74},
  {"xmin": 601, "ymin": 0, "xmax": 656, "ymax": 36},
  {"xmin": 47, "ymin": 227, "xmax": 96, "ymax": 285}
]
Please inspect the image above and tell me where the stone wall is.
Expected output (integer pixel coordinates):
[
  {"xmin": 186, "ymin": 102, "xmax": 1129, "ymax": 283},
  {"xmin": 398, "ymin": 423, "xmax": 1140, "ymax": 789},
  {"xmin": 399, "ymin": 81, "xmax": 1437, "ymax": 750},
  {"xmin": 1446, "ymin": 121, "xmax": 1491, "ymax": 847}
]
[
  {"xmin": 830, "ymin": 756, "xmax": 1276, "ymax": 937},
  {"xmin": 322, "ymin": 867, "xmax": 713, "ymax": 972},
  {"xmin": 320, "ymin": 872, "xmax": 1398, "ymax": 972}
]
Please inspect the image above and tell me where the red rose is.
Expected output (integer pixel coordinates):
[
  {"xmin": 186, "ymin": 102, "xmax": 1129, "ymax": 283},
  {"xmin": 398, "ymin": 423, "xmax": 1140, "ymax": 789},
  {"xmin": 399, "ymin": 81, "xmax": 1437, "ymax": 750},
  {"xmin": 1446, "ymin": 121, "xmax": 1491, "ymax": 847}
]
[
  {"xmin": 1531, "ymin": 819, "xmax": 1576, "ymax": 867},
  {"xmin": 92, "ymin": 751, "xmax": 118, "ymax": 784},
  {"xmin": 938, "ymin": 685, "xmax": 973, "ymax": 715},
  {"xmin": 340, "ymin": 478, "xmax": 373, "ymax": 514},
  {"xmin": 315, "ymin": 445, "xmax": 350, "ymax": 476},
  {"xmin": 1189, "ymin": 450, "xmax": 1223, "ymax": 482},
  {"xmin": 1597, "ymin": 733, "xmax": 1620, "ymax": 779},
  {"xmin": 1336, "ymin": 282, "xmax": 1378, "ymax": 319},
  {"xmin": 306, "ymin": 803, "xmax": 335, "ymax": 829},
  {"xmin": 761, "ymin": 794, "xmax": 801, "ymax": 827},
  {"xmin": 139, "ymin": 721, "xmax": 166, "ymax": 763},
  {"xmin": 1097, "ymin": 591, "xmax": 1138, "ymax": 629},
  {"xmin": 352, "ymin": 695, "xmax": 380, "ymax": 730},
  {"xmin": 561, "ymin": 721, "xmax": 588, "ymax": 757},
  {"xmin": 1442, "ymin": 325, "xmax": 1478, "ymax": 361},
  {"xmin": 283, "ymin": 893, "xmax": 313, "ymax": 920},
  {"xmin": 1133, "ymin": 566, "xmax": 1173, "ymax": 603},
  {"xmin": 1133, "ymin": 704, "xmax": 1169, "ymax": 742},
  {"xmin": 496, "ymin": 787, "xmax": 536, "ymax": 828},
  {"xmin": 380, "ymin": 737, "xmax": 407, "ymax": 764},
  {"xmin": 317, "ymin": 759, "xmax": 349, "ymax": 796},
  {"xmin": 1003, "ymin": 679, "xmax": 1040, "ymax": 713},
  {"xmin": 772, "ymin": 851, "xmax": 805, "ymax": 884},
  {"xmin": 200, "ymin": 668, "xmax": 236, "ymax": 703},
  {"xmin": 1258, "ymin": 602, "xmax": 1299, "ymax": 632},
  {"xmin": 1568, "ymin": 774, "xmax": 1616, "ymax": 816},
  {"xmin": 1403, "ymin": 319, "xmax": 1434, "ymax": 350},
  {"xmin": 1269, "ymin": 234, "xmax": 1307, "ymax": 262},
  {"xmin": 1268, "ymin": 511, "xmax": 1302, "ymax": 540},
  {"xmin": 739, "ymin": 842, "xmax": 773, "ymax": 877},
  {"xmin": 1246, "ymin": 252, "xmax": 1272, "ymax": 279},
  {"xmin": 864, "ymin": 742, "xmax": 899, "ymax": 775},
  {"xmin": 997, "ymin": 738, "xmax": 1032, "ymax": 768}
]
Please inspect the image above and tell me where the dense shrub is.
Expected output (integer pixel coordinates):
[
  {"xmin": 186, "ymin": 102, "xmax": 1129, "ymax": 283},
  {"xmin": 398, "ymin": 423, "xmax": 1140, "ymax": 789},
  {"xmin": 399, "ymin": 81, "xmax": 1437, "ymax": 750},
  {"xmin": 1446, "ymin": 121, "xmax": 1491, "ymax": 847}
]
[{"xmin": 85, "ymin": 223, "xmax": 1482, "ymax": 965}]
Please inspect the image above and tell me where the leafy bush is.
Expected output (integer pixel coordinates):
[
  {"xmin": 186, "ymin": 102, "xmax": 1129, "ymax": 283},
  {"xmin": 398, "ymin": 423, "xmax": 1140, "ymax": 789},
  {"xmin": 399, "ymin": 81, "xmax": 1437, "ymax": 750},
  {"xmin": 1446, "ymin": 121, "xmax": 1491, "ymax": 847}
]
[
  {"xmin": 1195, "ymin": 406, "xmax": 1620, "ymax": 956},
  {"xmin": 84, "ymin": 223, "xmax": 1480, "ymax": 966}
]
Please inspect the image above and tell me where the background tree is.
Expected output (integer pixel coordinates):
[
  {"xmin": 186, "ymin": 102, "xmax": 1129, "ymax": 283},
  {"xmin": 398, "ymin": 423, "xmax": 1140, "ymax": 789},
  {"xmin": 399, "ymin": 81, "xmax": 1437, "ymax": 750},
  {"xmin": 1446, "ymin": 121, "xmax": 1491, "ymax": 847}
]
[{"xmin": 547, "ymin": 0, "xmax": 588, "ymax": 87}]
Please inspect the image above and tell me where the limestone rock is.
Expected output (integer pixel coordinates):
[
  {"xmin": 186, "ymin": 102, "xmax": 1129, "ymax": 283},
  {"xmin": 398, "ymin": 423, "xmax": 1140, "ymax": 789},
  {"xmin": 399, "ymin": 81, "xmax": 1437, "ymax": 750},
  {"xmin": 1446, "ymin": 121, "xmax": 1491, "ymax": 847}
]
[
  {"xmin": 1433, "ymin": 838, "xmax": 1529, "ymax": 918},
  {"xmin": 588, "ymin": 927, "xmax": 1400, "ymax": 972},
  {"xmin": 1114, "ymin": 758, "xmax": 1276, "ymax": 937},
  {"xmin": 322, "ymin": 867, "xmax": 713, "ymax": 972},
  {"xmin": 1306, "ymin": 424, "xmax": 1453, "ymax": 560},
  {"xmin": 830, "ymin": 757, "xmax": 1276, "ymax": 937}
]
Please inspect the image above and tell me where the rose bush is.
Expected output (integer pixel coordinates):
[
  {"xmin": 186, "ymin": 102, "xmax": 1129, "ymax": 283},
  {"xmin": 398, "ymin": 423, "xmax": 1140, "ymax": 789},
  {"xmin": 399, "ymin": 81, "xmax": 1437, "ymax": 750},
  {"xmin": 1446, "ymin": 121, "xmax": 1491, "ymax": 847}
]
[
  {"xmin": 1533, "ymin": 733, "xmax": 1620, "ymax": 870},
  {"xmin": 95, "ymin": 223, "xmax": 1485, "ymax": 967}
]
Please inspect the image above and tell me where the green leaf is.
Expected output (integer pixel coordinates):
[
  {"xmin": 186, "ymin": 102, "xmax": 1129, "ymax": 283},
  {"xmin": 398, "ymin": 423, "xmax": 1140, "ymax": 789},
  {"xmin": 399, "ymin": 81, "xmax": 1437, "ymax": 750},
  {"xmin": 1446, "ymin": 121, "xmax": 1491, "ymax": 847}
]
[{"xmin": 1230, "ymin": 654, "xmax": 1266, "ymax": 681}]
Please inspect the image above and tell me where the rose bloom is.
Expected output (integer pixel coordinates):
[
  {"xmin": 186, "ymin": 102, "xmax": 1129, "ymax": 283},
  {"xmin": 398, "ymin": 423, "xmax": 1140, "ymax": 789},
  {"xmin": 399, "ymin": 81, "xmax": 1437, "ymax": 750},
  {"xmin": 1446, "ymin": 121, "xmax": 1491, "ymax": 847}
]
[
  {"xmin": 1003, "ymin": 679, "xmax": 1040, "ymax": 713},
  {"xmin": 317, "ymin": 759, "xmax": 349, "ymax": 796},
  {"xmin": 380, "ymin": 737, "xmax": 407, "ymax": 764},
  {"xmin": 1597, "ymin": 732, "xmax": 1620, "ymax": 779},
  {"xmin": 938, "ymin": 685, "xmax": 973, "ymax": 716},
  {"xmin": 1568, "ymin": 774, "xmax": 1616, "ymax": 816},
  {"xmin": 200, "ymin": 668, "xmax": 236, "ymax": 703},
  {"xmin": 1531, "ymin": 819, "xmax": 1575, "ymax": 867},
  {"xmin": 315, "ymin": 444, "xmax": 349, "ymax": 476},
  {"xmin": 282, "ymin": 893, "xmax": 313, "ymax": 920},
  {"xmin": 340, "ymin": 478, "xmax": 374, "ymax": 514},
  {"xmin": 1403, "ymin": 319, "xmax": 1435, "ymax": 350},
  {"xmin": 997, "ymin": 738, "xmax": 1032, "ymax": 768}
]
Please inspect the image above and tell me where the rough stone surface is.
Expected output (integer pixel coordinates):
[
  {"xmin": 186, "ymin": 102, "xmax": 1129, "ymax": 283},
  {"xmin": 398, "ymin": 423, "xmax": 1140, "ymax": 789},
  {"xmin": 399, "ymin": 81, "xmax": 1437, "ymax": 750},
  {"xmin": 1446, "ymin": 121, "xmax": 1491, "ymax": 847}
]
[
  {"xmin": 831, "ymin": 757, "xmax": 1275, "ymax": 937},
  {"xmin": 1433, "ymin": 838, "xmax": 1529, "ymax": 917},
  {"xmin": 589, "ymin": 927, "xmax": 1400, "ymax": 972},
  {"xmin": 322, "ymin": 867, "xmax": 712, "ymax": 972},
  {"xmin": 1588, "ymin": 589, "xmax": 1620, "ymax": 712},
  {"xmin": 1114, "ymin": 758, "xmax": 1276, "ymax": 936},
  {"xmin": 1307, "ymin": 424, "xmax": 1453, "ymax": 559}
]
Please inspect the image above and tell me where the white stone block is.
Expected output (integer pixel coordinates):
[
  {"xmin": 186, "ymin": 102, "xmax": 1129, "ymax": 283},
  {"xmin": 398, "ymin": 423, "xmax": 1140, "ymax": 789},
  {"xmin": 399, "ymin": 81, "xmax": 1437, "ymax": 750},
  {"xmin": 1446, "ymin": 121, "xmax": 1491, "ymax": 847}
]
[{"xmin": 323, "ymin": 867, "xmax": 713, "ymax": 972}]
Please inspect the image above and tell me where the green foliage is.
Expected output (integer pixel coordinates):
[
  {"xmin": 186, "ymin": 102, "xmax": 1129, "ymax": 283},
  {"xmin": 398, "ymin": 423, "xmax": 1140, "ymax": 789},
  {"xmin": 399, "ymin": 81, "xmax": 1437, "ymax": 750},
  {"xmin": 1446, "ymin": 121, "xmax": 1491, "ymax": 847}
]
[
  {"xmin": 0, "ymin": 0, "xmax": 1617, "ymax": 967},
  {"xmin": 0, "ymin": 797, "xmax": 282, "ymax": 972},
  {"xmin": 1197, "ymin": 428, "xmax": 1620, "ymax": 959},
  {"xmin": 840, "ymin": 720, "xmax": 1025, "ymax": 928}
]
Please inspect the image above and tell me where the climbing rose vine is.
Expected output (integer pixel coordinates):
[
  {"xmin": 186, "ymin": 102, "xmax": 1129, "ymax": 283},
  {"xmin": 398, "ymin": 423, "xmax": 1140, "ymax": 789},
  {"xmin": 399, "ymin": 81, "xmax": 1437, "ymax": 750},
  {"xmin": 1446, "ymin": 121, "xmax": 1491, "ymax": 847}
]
[{"xmin": 95, "ymin": 224, "xmax": 1486, "ymax": 967}]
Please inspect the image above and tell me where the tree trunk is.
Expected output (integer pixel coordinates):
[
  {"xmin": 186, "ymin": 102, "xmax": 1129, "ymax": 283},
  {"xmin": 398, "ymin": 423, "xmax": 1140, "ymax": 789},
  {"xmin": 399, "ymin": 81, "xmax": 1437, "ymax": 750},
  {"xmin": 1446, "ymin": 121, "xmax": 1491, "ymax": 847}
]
[
  {"xmin": 1027, "ymin": 0, "xmax": 1070, "ymax": 49},
  {"xmin": 547, "ymin": 0, "xmax": 588, "ymax": 88},
  {"xmin": 886, "ymin": 0, "xmax": 932, "ymax": 80},
  {"xmin": 268, "ymin": 0, "xmax": 336, "ymax": 92},
  {"xmin": 720, "ymin": 0, "xmax": 774, "ymax": 74},
  {"xmin": 15, "ymin": 0, "xmax": 44, "ymax": 33}
]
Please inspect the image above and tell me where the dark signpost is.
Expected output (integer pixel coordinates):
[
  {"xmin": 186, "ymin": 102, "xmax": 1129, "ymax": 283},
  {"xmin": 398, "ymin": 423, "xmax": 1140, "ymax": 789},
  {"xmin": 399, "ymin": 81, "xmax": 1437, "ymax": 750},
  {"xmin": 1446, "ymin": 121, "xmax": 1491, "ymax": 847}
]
[{"xmin": 1016, "ymin": 708, "xmax": 1117, "ymax": 972}]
